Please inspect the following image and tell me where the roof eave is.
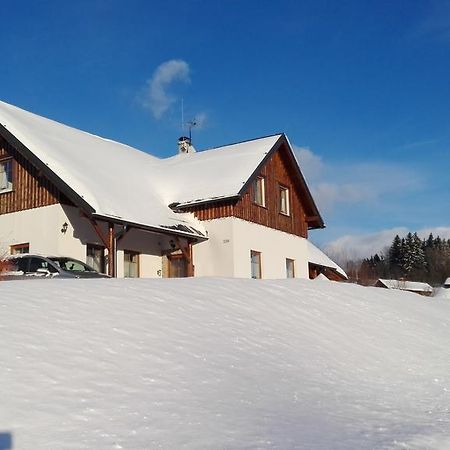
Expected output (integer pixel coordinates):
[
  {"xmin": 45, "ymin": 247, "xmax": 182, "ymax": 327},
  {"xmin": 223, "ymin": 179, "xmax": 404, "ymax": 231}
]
[
  {"xmin": 282, "ymin": 134, "xmax": 325, "ymax": 228},
  {"xmin": 171, "ymin": 195, "xmax": 240, "ymax": 210},
  {"xmin": 309, "ymin": 262, "xmax": 348, "ymax": 280},
  {"xmin": 91, "ymin": 213, "xmax": 208, "ymax": 242}
]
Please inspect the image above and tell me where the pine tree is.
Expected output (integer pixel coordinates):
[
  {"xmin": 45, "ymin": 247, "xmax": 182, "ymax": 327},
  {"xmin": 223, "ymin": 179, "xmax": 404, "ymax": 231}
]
[
  {"xmin": 409, "ymin": 232, "xmax": 426, "ymax": 278},
  {"xmin": 401, "ymin": 233, "xmax": 414, "ymax": 275},
  {"xmin": 389, "ymin": 235, "xmax": 403, "ymax": 278},
  {"xmin": 426, "ymin": 233, "xmax": 434, "ymax": 250}
]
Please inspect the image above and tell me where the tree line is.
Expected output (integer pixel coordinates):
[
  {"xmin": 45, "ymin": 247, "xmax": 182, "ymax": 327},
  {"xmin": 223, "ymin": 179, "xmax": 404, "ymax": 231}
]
[{"xmin": 351, "ymin": 233, "xmax": 450, "ymax": 286}]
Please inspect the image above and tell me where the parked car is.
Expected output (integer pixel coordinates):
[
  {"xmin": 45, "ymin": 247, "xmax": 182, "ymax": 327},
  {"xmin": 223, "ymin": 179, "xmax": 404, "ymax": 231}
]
[
  {"xmin": 444, "ymin": 277, "xmax": 450, "ymax": 289},
  {"xmin": 1, "ymin": 254, "xmax": 110, "ymax": 279}
]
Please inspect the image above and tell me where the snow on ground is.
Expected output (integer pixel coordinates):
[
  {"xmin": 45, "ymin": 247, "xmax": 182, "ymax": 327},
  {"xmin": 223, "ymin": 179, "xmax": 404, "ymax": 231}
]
[
  {"xmin": 1, "ymin": 278, "xmax": 450, "ymax": 449},
  {"xmin": 434, "ymin": 287, "xmax": 450, "ymax": 299}
]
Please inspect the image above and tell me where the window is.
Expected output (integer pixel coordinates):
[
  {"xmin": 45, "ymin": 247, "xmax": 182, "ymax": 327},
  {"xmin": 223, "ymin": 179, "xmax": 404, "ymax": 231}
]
[
  {"xmin": 279, "ymin": 185, "xmax": 290, "ymax": 215},
  {"xmin": 286, "ymin": 258, "xmax": 295, "ymax": 278},
  {"xmin": 87, "ymin": 244, "xmax": 106, "ymax": 274},
  {"xmin": 10, "ymin": 243, "xmax": 29, "ymax": 255},
  {"xmin": 124, "ymin": 250, "xmax": 140, "ymax": 278},
  {"xmin": 250, "ymin": 250, "xmax": 262, "ymax": 279},
  {"xmin": 0, "ymin": 159, "xmax": 13, "ymax": 193},
  {"xmin": 29, "ymin": 257, "xmax": 58, "ymax": 274},
  {"xmin": 252, "ymin": 176, "xmax": 265, "ymax": 207}
]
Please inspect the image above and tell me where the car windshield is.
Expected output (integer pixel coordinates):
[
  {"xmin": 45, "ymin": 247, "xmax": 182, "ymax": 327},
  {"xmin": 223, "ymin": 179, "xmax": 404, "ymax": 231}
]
[{"xmin": 49, "ymin": 257, "xmax": 97, "ymax": 273}]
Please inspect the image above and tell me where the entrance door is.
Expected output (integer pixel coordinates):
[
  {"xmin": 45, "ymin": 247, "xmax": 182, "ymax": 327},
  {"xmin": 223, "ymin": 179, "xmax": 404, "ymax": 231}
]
[{"xmin": 168, "ymin": 254, "xmax": 188, "ymax": 278}]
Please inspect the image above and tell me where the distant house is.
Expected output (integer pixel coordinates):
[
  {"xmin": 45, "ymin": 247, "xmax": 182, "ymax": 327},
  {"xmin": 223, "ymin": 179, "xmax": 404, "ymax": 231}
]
[
  {"xmin": 375, "ymin": 279, "xmax": 433, "ymax": 297},
  {"xmin": 0, "ymin": 100, "xmax": 346, "ymax": 280}
]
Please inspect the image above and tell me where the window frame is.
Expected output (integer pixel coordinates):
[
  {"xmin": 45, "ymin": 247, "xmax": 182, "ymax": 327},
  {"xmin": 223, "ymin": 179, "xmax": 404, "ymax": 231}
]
[
  {"xmin": 10, "ymin": 243, "xmax": 30, "ymax": 255},
  {"xmin": 86, "ymin": 244, "xmax": 106, "ymax": 274},
  {"xmin": 0, "ymin": 158, "xmax": 14, "ymax": 194},
  {"xmin": 286, "ymin": 258, "xmax": 295, "ymax": 278},
  {"xmin": 252, "ymin": 176, "xmax": 266, "ymax": 207},
  {"xmin": 124, "ymin": 250, "xmax": 140, "ymax": 278},
  {"xmin": 279, "ymin": 184, "xmax": 290, "ymax": 216},
  {"xmin": 250, "ymin": 250, "xmax": 262, "ymax": 279}
]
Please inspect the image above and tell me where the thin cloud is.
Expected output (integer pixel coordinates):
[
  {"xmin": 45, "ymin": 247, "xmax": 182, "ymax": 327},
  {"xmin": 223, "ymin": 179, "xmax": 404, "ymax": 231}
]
[
  {"xmin": 323, "ymin": 226, "xmax": 450, "ymax": 262},
  {"xmin": 293, "ymin": 145, "xmax": 324, "ymax": 180},
  {"xmin": 293, "ymin": 145, "xmax": 423, "ymax": 215},
  {"xmin": 140, "ymin": 59, "xmax": 190, "ymax": 119},
  {"xmin": 398, "ymin": 139, "xmax": 439, "ymax": 150},
  {"xmin": 323, "ymin": 227, "xmax": 409, "ymax": 262}
]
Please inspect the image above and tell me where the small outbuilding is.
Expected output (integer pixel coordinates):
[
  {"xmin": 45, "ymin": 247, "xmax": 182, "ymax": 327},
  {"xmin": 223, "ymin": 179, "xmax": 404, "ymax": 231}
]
[
  {"xmin": 375, "ymin": 279, "xmax": 433, "ymax": 297},
  {"xmin": 307, "ymin": 241, "xmax": 347, "ymax": 282}
]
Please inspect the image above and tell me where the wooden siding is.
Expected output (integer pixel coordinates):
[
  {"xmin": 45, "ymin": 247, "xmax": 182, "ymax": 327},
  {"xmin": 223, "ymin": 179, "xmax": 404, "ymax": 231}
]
[
  {"xmin": 0, "ymin": 136, "xmax": 67, "ymax": 215},
  {"xmin": 186, "ymin": 144, "xmax": 309, "ymax": 238}
]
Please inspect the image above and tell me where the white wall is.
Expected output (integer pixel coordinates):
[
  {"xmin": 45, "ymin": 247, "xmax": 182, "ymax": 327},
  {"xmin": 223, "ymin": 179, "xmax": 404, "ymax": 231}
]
[
  {"xmin": 116, "ymin": 228, "xmax": 163, "ymax": 278},
  {"xmin": 193, "ymin": 218, "xmax": 235, "ymax": 277},
  {"xmin": 0, "ymin": 204, "xmax": 68, "ymax": 256},
  {"xmin": 1, "ymin": 207, "xmax": 309, "ymax": 280},
  {"xmin": 193, "ymin": 217, "xmax": 309, "ymax": 279},
  {"xmin": 0, "ymin": 204, "xmax": 164, "ymax": 278}
]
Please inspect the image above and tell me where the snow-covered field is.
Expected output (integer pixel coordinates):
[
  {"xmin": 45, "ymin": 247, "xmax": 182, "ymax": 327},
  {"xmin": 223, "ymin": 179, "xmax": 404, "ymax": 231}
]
[{"xmin": 1, "ymin": 278, "xmax": 450, "ymax": 450}]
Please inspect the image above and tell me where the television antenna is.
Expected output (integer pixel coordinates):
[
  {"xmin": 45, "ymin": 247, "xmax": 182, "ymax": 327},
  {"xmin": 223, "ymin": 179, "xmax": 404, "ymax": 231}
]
[{"xmin": 187, "ymin": 119, "xmax": 197, "ymax": 142}]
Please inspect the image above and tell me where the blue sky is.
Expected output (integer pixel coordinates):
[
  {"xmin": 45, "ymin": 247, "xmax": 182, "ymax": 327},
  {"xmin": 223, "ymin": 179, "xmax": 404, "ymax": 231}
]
[{"xmin": 1, "ymin": 0, "xmax": 450, "ymax": 254}]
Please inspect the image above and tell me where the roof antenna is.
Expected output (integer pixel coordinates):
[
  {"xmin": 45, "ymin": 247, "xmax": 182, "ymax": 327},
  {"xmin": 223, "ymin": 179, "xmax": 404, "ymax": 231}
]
[
  {"xmin": 181, "ymin": 97, "xmax": 184, "ymax": 132},
  {"xmin": 188, "ymin": 119, "xmax": 197, "ymax": 143}
]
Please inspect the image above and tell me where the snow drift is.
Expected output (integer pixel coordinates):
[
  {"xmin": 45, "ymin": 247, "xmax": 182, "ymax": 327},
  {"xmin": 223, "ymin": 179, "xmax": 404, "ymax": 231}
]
[{"xmin": 1, "ymin": 278, "xmax": 450, "ymax": 449}]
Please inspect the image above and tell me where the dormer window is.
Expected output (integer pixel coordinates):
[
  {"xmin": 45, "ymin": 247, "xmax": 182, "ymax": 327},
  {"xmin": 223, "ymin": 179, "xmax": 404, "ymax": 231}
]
[
  {"xmin": 0, "ymin": 159, "xmax": 13, "ymax": 193},
  {"xmin": 253, "ymin": 176, "xmax": 265, "ymax": 207},
  {"xmin": 279, "ymin": 185, "xmax": 290, "ymax": 215}
]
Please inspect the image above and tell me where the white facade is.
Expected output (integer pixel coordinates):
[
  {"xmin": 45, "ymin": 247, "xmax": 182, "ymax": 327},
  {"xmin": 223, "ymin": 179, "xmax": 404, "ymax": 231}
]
[
  {"xmin": 1, "ymin": 207, "xmax": 312, "ymax": 280},
  {"xmin": 193, "ymin": 217, "xmax": 309, "ymax": 279},
  {"xmin": 0, "ymin": 205, "xmax": 165, "ymax": 278}
]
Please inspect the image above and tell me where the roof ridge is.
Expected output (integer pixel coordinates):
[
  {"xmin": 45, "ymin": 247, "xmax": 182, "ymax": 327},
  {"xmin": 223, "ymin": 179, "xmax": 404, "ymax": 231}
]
[{"xmin": 200, "ymin": 132, "xmax": 283, "ymax": 153}]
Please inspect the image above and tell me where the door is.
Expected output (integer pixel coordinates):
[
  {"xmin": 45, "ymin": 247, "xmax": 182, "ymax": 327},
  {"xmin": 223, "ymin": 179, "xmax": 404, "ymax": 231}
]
[{"xmin": 168, "ymin": 254, "xmax": 188, "ymax": 278}]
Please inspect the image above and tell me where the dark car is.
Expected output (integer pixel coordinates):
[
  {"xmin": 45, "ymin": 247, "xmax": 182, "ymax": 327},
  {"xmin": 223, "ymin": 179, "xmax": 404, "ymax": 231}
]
[{"xmin": 1, "ymin": 254, "xmax": 110, "ymax": 279}]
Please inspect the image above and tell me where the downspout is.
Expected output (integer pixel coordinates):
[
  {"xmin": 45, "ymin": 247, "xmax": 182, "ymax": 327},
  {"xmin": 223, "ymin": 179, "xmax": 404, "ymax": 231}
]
[{"xmin": 108, "ymin": 223, "xmax": 115, "ymax": 278}]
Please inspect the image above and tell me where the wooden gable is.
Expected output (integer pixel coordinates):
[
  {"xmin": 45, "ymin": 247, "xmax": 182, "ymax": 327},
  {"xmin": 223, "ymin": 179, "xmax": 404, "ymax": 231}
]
[
  {"xmin": 0, "ymin": 135, "xmax": 71, "ymax": 215},
  {"xmin": 183, "ymin": 139, "xmax": 323, "ymax": 238}
]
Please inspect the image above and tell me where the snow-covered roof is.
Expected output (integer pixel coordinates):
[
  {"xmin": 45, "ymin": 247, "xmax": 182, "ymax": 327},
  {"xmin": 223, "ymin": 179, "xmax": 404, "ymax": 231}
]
[
  {"xmin": 307, "ymin": 241, "xmax": 348, "ymax": 279},
  {"xmin": 377, "ymin": 279, "xmax": 433, "ymax": 293},
  {"xmin": 313, "ymin": 272, "xmax": 331, "ymax": 281},
  {"xmin": 0, "ymin": 101, "xmax": 292, "ymax": 236},
  {"xmin": 160, "ymin": 135, "xmax": 282, "ymax": 207}
]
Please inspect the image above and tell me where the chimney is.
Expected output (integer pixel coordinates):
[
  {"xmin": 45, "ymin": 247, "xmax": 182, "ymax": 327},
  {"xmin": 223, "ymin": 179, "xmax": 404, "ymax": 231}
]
[{"xmin": 177, "ymin": 136, "xmax": 196, "ymax": 154}]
